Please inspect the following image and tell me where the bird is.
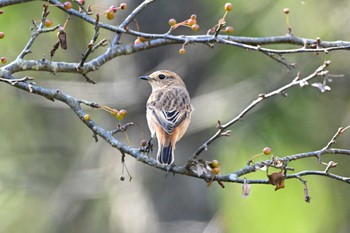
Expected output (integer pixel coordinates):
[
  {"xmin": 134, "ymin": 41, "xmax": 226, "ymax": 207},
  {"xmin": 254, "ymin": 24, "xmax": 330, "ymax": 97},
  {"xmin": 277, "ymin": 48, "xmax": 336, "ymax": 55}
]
[{"xmin": 139, "ymin": 70, "xmax": 192, "ymax": 165}]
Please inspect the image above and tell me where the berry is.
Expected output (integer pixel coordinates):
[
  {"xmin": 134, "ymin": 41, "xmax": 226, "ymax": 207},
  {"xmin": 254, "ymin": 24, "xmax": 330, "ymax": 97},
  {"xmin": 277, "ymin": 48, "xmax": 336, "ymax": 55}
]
[
  {"xmin": 115, "ymin": 109, "xmax": 127, "ymax": 120},
  {"xmin": 212, "ymin": 167, "xmax": 221, "ymax": 175},
  {"xmin": 283, "ymin": 8, "xmax": 290, "ymax": 14},
  {"xmin": 120, "ymin": 175, "xmax": 125, "ymax": 181},
  {"xmin": 0, "ymin": 32, "xmax": 4, "ymax": 39},
  {"xmin": 190, "ymin": 14, "xmax": 197, "ymax": 20},
  {"xmin": 263, "ymin": 147, "xmax": 272, "ymax": 155},
  {"xmin": 77, "ymin": 0, "xmax": 85, "ymax": 4},
  {"xmin": 179, "ymin": 48, "xmax": 186, "ymax": 54},
  {"xmin": 209, "ymin": 160, "xmax": 220, "ymax": 168},
  {"xmin": 120, "ymin": 3, "xmax": 127, "ymax": 10},
  {"xmin": 225, "ymin": 3, "xmax": 232, "ymax": 11},
  {"xmin": 106, "ymin": 9, "xmax": 115, "ymax": 20},
  {"xmin": 0, "ymin": 10, "xmax": 4, "ymax": 14},
  {"xmin": 63, "ymin": 1, "xmax": 72, "ymax": 10},
  {"xmin": 242, "ymin": 182, "xmax": 251, "ymax": 198},
  {"xmin": 138, "ymin": 37, "xmax": 147, "ymax": 42},
  {"xmin": 118, "ymin": 109, "xmax": 127, "ymax": 118},
  {"xmin": 1, "ymin": 57, "xmax": 7, "ymax": 64},
  {"xmin": 140, "ymin": 140, "xmax": 147, "ymax": 147},
  {"xmin": 109, "ymin": 5, "xmax": 117, "ymax": 13},
  {"xmin": 168, "ymin": 18, "xmax": 177, "ymax": 27},
  {"xmin": 134, "ymin": 38, "xmax": 142, "ymax": 45},
  {"xmin": 44, "ymin": 19, "xmax": 53, "ymax": 27},
  {"xmin": 191, "ymin": 24, "xmax": 200, "ymax": 32},
  {"xmin": 187, "ymin": 18, "xmax": 196, "ymax": 27},
  {"xmin": 83, "ymin": 114, "xmax": 91, "ymax": 121},
  {"xmin": 225, "ymin": 26, "xmax": 234, "ymax": 33}
]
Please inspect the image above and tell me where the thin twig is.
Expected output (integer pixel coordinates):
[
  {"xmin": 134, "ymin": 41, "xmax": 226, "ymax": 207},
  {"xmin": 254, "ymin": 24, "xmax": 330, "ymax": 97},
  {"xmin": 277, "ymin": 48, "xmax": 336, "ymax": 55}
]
[
  {"xmin": 190, "ymin": 61, "xmax": 331, "ymax": 161},
  {"xmin": 110, "ymin": 123, "xmax": 135, "ymax": 135},
  {"xmin": 0, "ymin": 76, "xmax": 34, "ymax": 85},
  {"xmin": 78, "ymin": 14, "xmax": 101, "ymax": 69}
]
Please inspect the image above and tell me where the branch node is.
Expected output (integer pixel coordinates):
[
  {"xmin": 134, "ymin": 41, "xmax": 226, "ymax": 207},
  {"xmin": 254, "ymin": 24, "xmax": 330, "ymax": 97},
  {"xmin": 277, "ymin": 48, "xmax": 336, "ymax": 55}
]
[
  {"xmin": 220, "ymin": 130, "xmax": 231, "ymax": 137},
  {"xmin": 324, "ymin": 161, "xmax": 337, "ymax": 173},
  {"xmin": 296, "ymin": 176, "xmax": 311, "ymax": 203}
]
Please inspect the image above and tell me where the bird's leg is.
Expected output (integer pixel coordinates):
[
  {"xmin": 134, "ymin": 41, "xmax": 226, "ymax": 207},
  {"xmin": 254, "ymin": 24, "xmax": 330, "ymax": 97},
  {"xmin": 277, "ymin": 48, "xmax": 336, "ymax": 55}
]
[{"xmin": 164, "ymin": 164, "xmax": 177, "ymax": 178}]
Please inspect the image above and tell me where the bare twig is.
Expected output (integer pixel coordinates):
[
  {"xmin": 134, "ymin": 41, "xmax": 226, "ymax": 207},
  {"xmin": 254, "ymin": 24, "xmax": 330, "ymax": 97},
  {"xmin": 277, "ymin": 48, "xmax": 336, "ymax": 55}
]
[
  {"xmin": 18, "ymin": 3, "xmax": 51, "ymax": 59},
  {"xmin": 78, "ymin": 14, "xmax": 101, "ymax": 69},
  {"xmin": 190, "ymin": 61, "xmax": 331, "ymax": 161},
  {"xmin": 110, "ymin": 123, "xmax": 135, "ymax": 135},
  {"xmin": 296, "ymin": 176, "xmax": 311, "ymax": 203},
  {"xmin": 323, "ymin": 126, "xmax": 350, "ymax": 150},
  {"xmin": 0, "ymin": 76, "xmax": 34, "ymax": 85}
]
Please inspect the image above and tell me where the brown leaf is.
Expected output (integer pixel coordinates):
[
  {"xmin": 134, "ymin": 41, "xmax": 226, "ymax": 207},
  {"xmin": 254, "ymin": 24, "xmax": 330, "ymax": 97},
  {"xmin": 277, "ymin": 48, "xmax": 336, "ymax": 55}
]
[
  {"xmin": 57, "ymin": 26, "xmax": 67, "ymax": 49},
  {"xmin": 50, "ymin": 41, "xmax": 60, "ymax": 58},
  {"xmin": 268, "ymin": 171, "xmax": 286, "ymax": 191}
]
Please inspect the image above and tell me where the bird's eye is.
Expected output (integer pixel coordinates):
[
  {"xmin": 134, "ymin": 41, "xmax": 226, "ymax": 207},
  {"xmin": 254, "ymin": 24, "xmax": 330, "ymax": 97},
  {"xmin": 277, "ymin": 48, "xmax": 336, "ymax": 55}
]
[{"xmin": 158, "ymin": 74, "xmax": 166, "ymax": 80}]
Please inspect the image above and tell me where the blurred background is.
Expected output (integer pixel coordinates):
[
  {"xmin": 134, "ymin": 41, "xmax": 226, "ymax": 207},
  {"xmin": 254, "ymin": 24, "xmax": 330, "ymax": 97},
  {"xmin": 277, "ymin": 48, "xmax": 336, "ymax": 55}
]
[{"xmin": 1, "ymin": 0, "xmax": 350, "ymax": 232}]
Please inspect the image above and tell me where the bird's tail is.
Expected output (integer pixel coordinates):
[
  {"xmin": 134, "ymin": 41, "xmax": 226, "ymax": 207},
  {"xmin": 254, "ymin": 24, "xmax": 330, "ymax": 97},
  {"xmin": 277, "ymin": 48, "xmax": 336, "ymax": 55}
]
[{"xmin": 157, "ymin": 141, "xmax": 174, "ymax": 165}]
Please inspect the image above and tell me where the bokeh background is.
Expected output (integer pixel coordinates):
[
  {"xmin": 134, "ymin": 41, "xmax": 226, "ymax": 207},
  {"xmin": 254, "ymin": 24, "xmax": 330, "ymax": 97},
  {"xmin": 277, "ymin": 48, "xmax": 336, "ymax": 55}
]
[{"xmin": 1, "ymin": 0, "xmax": 350, "ymax": 232}]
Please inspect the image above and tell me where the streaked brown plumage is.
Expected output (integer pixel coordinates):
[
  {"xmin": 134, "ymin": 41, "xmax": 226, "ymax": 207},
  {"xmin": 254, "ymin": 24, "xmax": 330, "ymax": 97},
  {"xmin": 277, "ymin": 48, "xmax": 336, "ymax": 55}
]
[{"xmin": 140, "ymin": 70, "xmax": 192, "ymax": 165}]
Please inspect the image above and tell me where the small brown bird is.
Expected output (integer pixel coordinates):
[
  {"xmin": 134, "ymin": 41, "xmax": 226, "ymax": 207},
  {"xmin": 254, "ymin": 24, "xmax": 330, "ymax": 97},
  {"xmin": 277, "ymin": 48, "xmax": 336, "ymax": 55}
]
[{"xmin": 140, "ymin": 70, "xmax": 192, "ymax": 165}]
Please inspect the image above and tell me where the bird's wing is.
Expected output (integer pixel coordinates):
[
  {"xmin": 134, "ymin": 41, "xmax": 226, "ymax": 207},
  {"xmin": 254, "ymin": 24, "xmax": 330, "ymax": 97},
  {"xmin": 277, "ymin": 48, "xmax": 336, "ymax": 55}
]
[{"xmin": 147, "ymin": 87, "xmax": 191, "ymax": 135}]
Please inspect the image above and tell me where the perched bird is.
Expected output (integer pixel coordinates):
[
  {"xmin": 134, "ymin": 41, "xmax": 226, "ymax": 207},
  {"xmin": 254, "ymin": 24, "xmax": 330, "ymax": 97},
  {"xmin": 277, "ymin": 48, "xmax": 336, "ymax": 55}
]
[{"xmin": 140, "ymin": 70, "xmax": 192, "ymax": 165}]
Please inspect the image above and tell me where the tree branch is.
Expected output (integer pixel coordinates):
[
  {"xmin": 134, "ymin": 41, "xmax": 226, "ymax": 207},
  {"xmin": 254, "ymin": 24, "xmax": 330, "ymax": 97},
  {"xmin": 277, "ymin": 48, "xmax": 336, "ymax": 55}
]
[
  {"xmin": 190, "ymin": 60, "xmax": 331, "ymax": 160},
  {"xmin": 1, "ymin": 0, "xmax": 350, "ymax": 203}
]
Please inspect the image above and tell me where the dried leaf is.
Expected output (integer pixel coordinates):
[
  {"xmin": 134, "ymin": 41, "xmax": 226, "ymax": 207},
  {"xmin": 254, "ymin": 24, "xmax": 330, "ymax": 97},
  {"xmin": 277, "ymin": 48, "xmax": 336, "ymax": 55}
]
[
  {"xmin": 268, "ymin": 171, "xmax": 286, "ymax": 191},
  {"xmin": 242, "ymin": 181, "xmax": 251, "ymax": 198},
  {"xmin": 50, "ymin": 41, "xmax": 60, "ymax": 58},
  {"xmin": 57, "ymin": 26, "xmax": 67, "ymax": 49}
]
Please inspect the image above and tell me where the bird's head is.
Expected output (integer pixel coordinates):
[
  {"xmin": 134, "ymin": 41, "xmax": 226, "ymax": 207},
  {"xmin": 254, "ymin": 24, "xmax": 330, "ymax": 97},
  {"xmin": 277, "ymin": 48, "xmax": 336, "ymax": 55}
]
[{"xmin": 139, "ymin": 70, "xmax": 185, "ymax": 90}]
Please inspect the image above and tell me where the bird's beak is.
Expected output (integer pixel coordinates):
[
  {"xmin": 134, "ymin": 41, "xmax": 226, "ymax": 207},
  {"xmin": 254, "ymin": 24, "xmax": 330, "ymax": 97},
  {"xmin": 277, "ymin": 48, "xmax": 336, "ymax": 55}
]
[{"xmin": 139, "ymin": 75, "xmax": 150, "ymax": 81}]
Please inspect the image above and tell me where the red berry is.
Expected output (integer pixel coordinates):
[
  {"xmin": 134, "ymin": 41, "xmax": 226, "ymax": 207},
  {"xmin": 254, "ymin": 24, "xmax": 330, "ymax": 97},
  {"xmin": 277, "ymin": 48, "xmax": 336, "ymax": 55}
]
[
  {"xmin": 191, "ymin": 24, "xmax": 200, "ymax": 32},
  {"xmin": 187, "ymin": 18, "xmax": 196, "ymax": 27},
  {"xmin": 1, "ymin": 57, "xmax": 7, "ymax": 64},
  {"xmin": 109, "ymin": 5, "xmax": 117, "ymax": 13},
  {"xmin": 225, "ymin": 3, "xmax": 232, "ymax": 11},
  {"xmin": 263, "ymin": 147, "xmax": 272, "ymax": 155},
  {"xmin": 77, "ymin": 0, "xmax": 85, "ymax": 4},
  {"xmin": 210, "ymin": 160, "xmax": 220, "ymax": 168},
  {"xmin": 118, "ymin": 109, "xmax": 127, "ymax": 117},
  {"xmin": 44, "ymin": 19, "xmax": 53, "ymax": 27},
  {"xmin": 116, "ymin": 109, "xmax": 127, "ymax": 120},
  {"xmin": 168, "ymin": 18, "xmax": 176, "ymax": 27},
  {"xmin": 83, "ymin": 114, "xmax": 91, "ymax": 121},
  {"xmin": 63, "ymin": 1, "xmax": 72, "ymax": 10},
  {"xmin": 0, "ymin": 32, "xmax": 4, "ymax": 39},
  {"xmin": 134, "ymin": 38, "xmax": 142, "ymax": 45},
  {"xmin": 106, "ymin": 9, "xmax": 115, "ymax": 20},
  {"xmin": 120, "ymin": 3, "xmax": 127, "ymax": 10},
  {"xmin": 0, "ymin": 10, "xmax": 4, "ymax": 14},
  {"xmin": 212, "ymin": 167, "xmax": 221, "ymax": 175},
  {"xmin": 140, "ymin": 140, "xmax": 147, "ymax": 147},
  {"xmin": 225, "ymin": 26, "xmax": 234, "ymax": 33},
  {"xmin": 179, "ymin": 48, "xmax": 186, "ymax": 54}
]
